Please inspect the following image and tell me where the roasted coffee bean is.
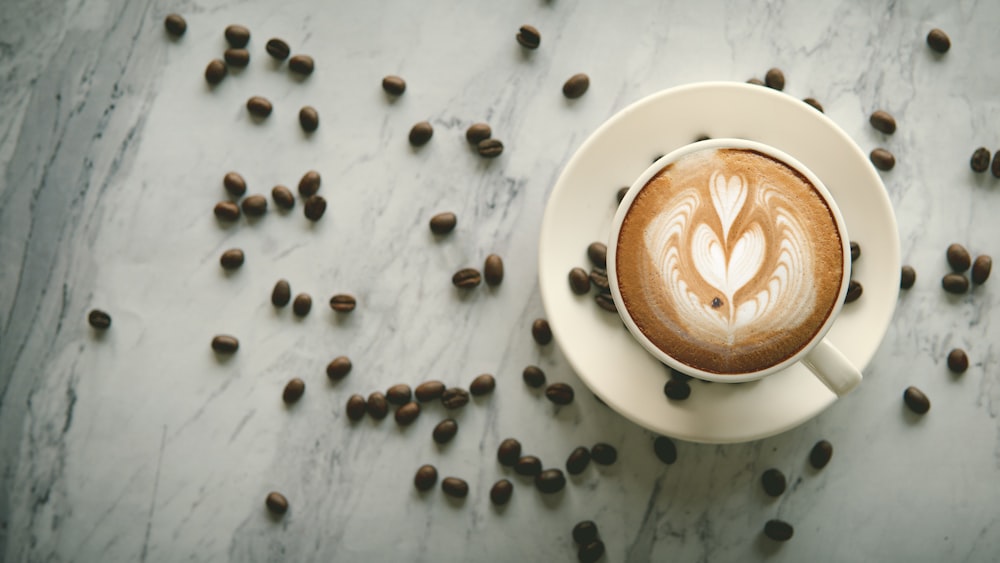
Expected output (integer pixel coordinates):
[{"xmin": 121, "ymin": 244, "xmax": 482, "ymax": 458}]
[
  {"xmin": 292, "ymin": 293, "xmax": 312, "ymax": 316},
  {"xmin": 535, "ymin": 469, "xmax": 566, "ymax": 494},
  {"xmin": 532, "ymin": 318, "xmax": 553, "ymax": 345},
  {"xmin": 382, "ymin": 75, "xmax": 406, "ymax": 96},
  {"xmin": 429, "ymin": 212, "xmax": 457, "ymax": 235},
  {"xmin": 225, "ymin": 24, "xmax": 250, "ymax": 48},
  {"xmin": 926, "ymin": 28, "xmax": 951, "ymax": 53},
  {"xmin": 850, "ymin": 241, "xmax": 861, "ymax": 262},
  {"xmin": 972, "ymin": 255, "xmax": 992, "ymax": 284},
  {"xmin": 869, "ymin": 110, "xmax": 897, "ymax": 134},
  {"xmin": 616, "ymin": 186, "xmax": 629, "ymax": 204},
  {"xmin": 289, "ymin": 54, "xmax": 314, "ymax": 75},
  {"xmin": 562, "ymin": 73, "xmax": 590, "ymax": 99},
  {"xmin": 747, "ymin": 77, "xmax": 765, "ymax": 86},
  {"xmin": 223, "ymin": 171, "xmax": 247, "ymax": 197},
  {"xmin": 565, "ymin": 447, "xmax": 591, "ymax": 475},
  {"xmin": 590, "ymin": 443, "xmax": 617, "ymax": 465},
  {"xmin": 761, "ymin": 468, "xmax": 787, "ymax": 496},
  {"xmin": 947, "ymin": 243, "xmax": 971, "ymax": 271},
  {"xmin": 271, "ymin": 185, "xmax": 295, "ymax": 210},
  {"xmin": 241, "ymin": 194, "xmax": 267, "ymax": 217},
  {"xmin": 516, "ymin": 24, "xmax": 541, "ymax": 49},
  {"xmin": 947, "ymin": 348, "xmax": 969, "ymax": 373},
  {"xmin": 568, "ymin": 268, "xmax": 591, "ymax": 295},
  {"xmin": 441, "ymin": 477, "xmax": 469, "ymax": 498},
  {"xmin": 903, "ymin": 386, "xmax": 930, "ymax": 414},
  {"xmin": 283, "ymin": 378, "xmax": 305, "ymax": 404},
  {"xmin": 587, "ymin": 242, "xmax": 607, "ymax": 268},
  {"xmin": 224, "ymin": 48, "xmax": 250, "ymax": 67},
  {"xmin": 326, "ymin": 356, "xmax": 352, "ymax": 380},
  {"xmin": 214, "ymin": 201, "xmax": 241, "ymax": 221},
  {"xmin": 573, "ymin": 521, "xmax": 599, "ymax": 545},
  {"xmin": 220, "ymin": 248, "xmax": 245, "ymax": 270},
  {"xmin": 578, "ymin": 540, "xmax": 606, "ymax": 563},
  {"xmin": 764, "ymin": 67, "xmax": 785, "ymax": 90},
  {"xmin": 764, "ymin": 519, "xmax": 794, "ymax": 542},
  {"xmin": 900, "ymin": 265, "xmax": 916, "ymax": 289},
  {"xmin": 408, "ymin": 121, "xmax": 433, "ymax": 146},
  {"xmin": 668, "ymin": 367, "xmax": 693, "ymax": 382},
  {"xmin": 299, "ymin": 106, "xmax": 319, "ymax": 132},
  {"xmin": 497, "ymin": 438, "xmax": 522, "ymax": 466},
  {"xmin": 809, "ymin": 440, "xmax": 833, "ymax": 469},
  {"xmin": 595, "ymin": 293, "xmax": 617, "ymax": 312},
  {"xmin": 265, "ymin": 38, "xmax": 290, "ymax": 60},
  {"xmin": 298, "ymin": 170, "xmax": 321, "ymax": 197},
  {"xmin": 589, "ymin": 267, "xmax": 609, "ymax": 292},
  {"xmin": 386, "ymin": 383, "xmax": 413, "ymax": 405},
  {"xmin": 414, "ymin": 464, "xmax": 438, "ymax": 492},
  {"xmin": 205, "ymin": 59, "xmax": 227, "ymax": 84},
  {"xmin": 270, "ymin": 279, "xmax": 290, "ymax": 307},
  {"xmin": 971, "ymin": 147, "xmax": 991, "ymax": 172},
  {"xmin": 367, "ymin": 391, "xmax": 389, "ymax": 419},
  {"xmin": 870, "ymin": 148, "xmax": 895, "ymax": 171},
  {"xmin": 470, "ymin": 373, "xmax": 496, "ymax": 396},
  {"xmin": 802, "ymin": 97, "xmax": 824, "ymax": 113},
  {"xmin": 329, "ymin": 294, "xmax": 357, "ymax": 312},
  {"xmin": 346, "ymin": 394, "xmax": 367, "ymax": 421},
  {"xmin": 164, "ymin": 14, "xmax": 187, "ymax": 37},
  {"xmin": 88, "ymin": 309, "xmax": 112, "ymax": 329},
  {"xmin": 993, "ymin": 151, "xmax": 1000, "ymax": 178},
  {"xmin": 433, "ymin": 418, "xmax": 458, "ymax": 444},
  {"xmin": 514, "ymin": 455, "xmax": 542, "ymax": 476},
  {"xmin": 265, "ymin": 492, "xmax": 288, "ymax": 515},
  {"xmin": 653, "ymin": 436, "xmax": 677, "ymax": 464},
  {"xmin": 211, "ymin": 335, "xmax": 238, "ymax": 353},
  {"xmin": 845, "ymin": 280, "xmax": 863, "ymax": 303},
  {"xmin": 394, "ymin": 401, "xmax": 421, "ymax": 426},
  {"xmin": 246, "ymin": 96, "xmax": 273, "ymax": 118},
  {"xmin": 303, "ymin": 195, "xmax": 327, "ymax": 221},
  {"xmin": 452, "ymin": 268, "xmax": 482, "ymax": 289},
  {"xmin": 522, "ymin": 365, "xmax": 546, "ymax": 388},
  {"xmin": 477, "ymin": 138, "xmax": 503, "ymax": 158},
  {"xmin": 663, "ymin": 378, "xmax": 691, "ymax": 400},
  {"xmin": 490, "ymin": 479, "xmax": 513, "ymax": 505},
  {"xmin": 415, "ymin": 380, "xmax": 446, "ymax": 402},
  {"xmin": 441, "ymin": 387, "xmax": 470, "ymax": 409},
  {"xmin": 482, "ymin": 255, "xmax": 504, "ymax": 287},
  {"xmin": 545, "ymin": 383, "xmax": 575, "ymax": 405},
  {"xmin": 942, "ymin": 273, "xmax": 969, "ymax": 294},
  {"xmin": 466, "ymin": 123, "xmax": 491, "ymax": 144}
]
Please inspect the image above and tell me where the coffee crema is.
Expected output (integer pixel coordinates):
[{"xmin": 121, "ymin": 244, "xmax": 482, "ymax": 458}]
[{"xmin": 615, "ymin": 148, "xmax": 844, "ymax": 375}]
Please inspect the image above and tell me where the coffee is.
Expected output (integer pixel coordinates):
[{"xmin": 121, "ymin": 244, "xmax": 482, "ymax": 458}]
[{"xmin": 614, "ymin": 147, "xmax": 845, "ymax": 376}]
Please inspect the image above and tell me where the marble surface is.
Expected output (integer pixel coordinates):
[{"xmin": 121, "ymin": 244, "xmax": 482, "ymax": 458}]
[{"xmin": 2, "ymin": 0, "xmax": 999, "ymax": 561}]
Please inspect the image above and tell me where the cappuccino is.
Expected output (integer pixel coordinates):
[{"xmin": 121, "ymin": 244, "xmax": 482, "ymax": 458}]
[{"xmin": 614, "ymin": 147, "xmax": 844, "ymax": 375}]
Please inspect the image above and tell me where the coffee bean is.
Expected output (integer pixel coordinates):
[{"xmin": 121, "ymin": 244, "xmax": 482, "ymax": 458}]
[
  {"xmin": 498, "ymin": 439, "xmax": 522, "ymax": 466},
  {"xmin": 271, "ymin": 185, "xmax": 295, "ymax": 210},
  {"xmin": 616, "ymin": 186, "xmax": 629, "ymax": 204},
  {"xmin": 408, "ymin": 121, "xmax": 433, "ymax": 146},
  {"xmin": 265, "ymin": 492, "xmax": 288, "ymax": 515},
  {"xmin": 428, "ymin": 212, "xmax": 457, "ymax": 236},
  {"xmin": 850, "ymin": 241, "xmax": 861, "ymax": 262},
  {"xmin": 947, "ymin": 348, "xmax": 969, "ymax": 373},
  {"xmin": 246, "ymin": 96, "xmax": 273, "ymax": 118},
  {"xmin": 663, "ymin": 379, "xmax": 691, "ymax": 400},
  {"xmin": 329, "ymin": 294, "xmax": 357, "ymax": 312},
  {"xmin": 367, "ymin": 391, "xmax": 389, "ymax": 419},
  {"xmin": 590, "ymin": 443, "xmax": 617, "ymax": 465},
  {"xmin": 947, "ymin": 243, "xmax": 971, "ymax": 271},
  {"xmin": 452, "ymin": 268, "xmax": 482, "ymax": 289},
  {"xmin": 483, "ymin": 255, "xmax": 504, "ymax": 286},
  {"xmin": 845, "ymin": 280, "xmax": 863, "ymax": 303},
  {"xmin": 926, "ymin": 28, "xmax": 951, "ymax": 53},
  {"xmin": 414, "ymin": 464, "xmax": 438, "ymax": 492},
  {"xmin": 299, "ymin": 106, "xmax": 319, "ymax": 132},
  {"xmin": 760, "ymin": 468, "xmax": 787, "ymax": 497},
  {"xmin": 241, "ymin": 194, "xmax": 267, "ymax": 217},
  {"xmin": 802, "ymin": 97, "xmax": 824, "ymax": 113},
  {"xmin": 441, "ymin": 387, "xmax": 470, "ymax": 409},
  {"xmin": 595, "ymin": 293, "xmax": 617, "ymax": 312},
  {"xmin": 466, "ymin": 123, "xmax": 491, "ymax": 144},
  {"xmin": 516, "ymin": 24, "xmax": 541, "ymax": 49},
  {"xmin": 764, "ymin": 519, "xmax": 794, "ymax": 542},
  {"xmin": 587, "ymin": 242, "xmax": 607, "ymax": 268},
  {"xmin": 514, "ymin": 456, "xmax": 542, "ymax": 477},
  {"xmin": 747, "ymin": 77, "xmax": 765, "ymax": 86},
  {"xmin": 298, "ymin": 170, "xmax": 321, "ymax": 197},
  {"xmin": 809, "ymin": 440, "xmax": 833, "ymax": 469},
  {"xmin": 869, "ymin": 110, "xmax": 897, "ymax": 134},
  {"xmin": 382, "ymin": 75, "xmax": 406, "ymax": 96},
  {"xmin": 589, "ymin": 267, "xmax": 609, "ymax": 292},
  {"xmin": 346, "ymin": 394, "xmax": 367, "ymax": 421},
  {"xmin": 568, "ymin": 268, "xmax": 591, "ymax": 295},
  {"xmin": 764, "ymin": 67, "xmax": 785, "ymax": 90},
  {"xmin": 470, "ymin": 373, "xmax": 496, "ymax": 396},
  {"xmin": 283, "ymin": 378, "xmax": 305, "ymax": 404},
  {"xmin": 545, "ymin": 383, "xmax": 575, "ymax": 405},
  {"xmin": 942, "ymin": 273, "xmax": 969, "ymax": 294},
  {"xmin": 668, "ymin": 367, "xmax": 693, "ymax": 382},
  {"xmin": 415, "ymin": 380, "xmax": 446, "ymax": 402},
  {"xmin": 164, "ymin": 14, "xmax": 187, "ymax": 37},
  {"xmin": 326, "ymin": 356, "xmax": 352, "ymax": 380},
  {"xmin": 903, "ymin": 386, "xmax": 930, "ymax": 414},
  {"xmin": 870, "ymin": 148, "xmax": 895, "ymax": 171},
  {"xmin": 477, "ymin": 138, "xmax": 504, "ymax": 158},
  {"xmin": 220, "ymin": 248, "xmax": 245, "ymax": 270},
  {"xmin": 88, "ymin": 309, "xmax": 112, "ymax": 329},
  {"xmin": 653, "ymin": 436, "xmax": 677, "ymax": 464},
  {"xmin": 900, "ymin": 265, "xmax": 916, "ymax": 289},
  {"xmin": 562, "ymin": 73, "xmax": 590, "ymax": 99},
  {"xmin": 224, "ymin": 48, "xmax": 250, "ymax": 67},
  {"xmin": 303, "ymin": 195, "xmax": 327, "ymax": 221},
  {"xmin": 490, "ymin": 479, "xmax": 513, "ymax": 505},
  {"xmin": 394, "ymin": 401, "xmax": 421, "ymax": 426},
  {"xmin": 205, "ymin": 59, "xmax": 227, "ymax": 84},
  {"xmin": 565, "ymin": 447, "xmax": 591, "ymax": 475},
  {"xmin": 535, "ymin": 469, "xmax": 566, "ymax": 494},
  {"xmin": 573, "ymin": 521, "xmax": 599, "ymax": 545},
  {"xmin": 578, "ymin": 540, "xmax": 606, "ymax": 563},
  {"xmin": 223, "ymin": 172, "xmax": 247, "ymax": 197},
  {"xmin": 289, "ymin": 54, "xmax": 314, "ymax": 75},
  {"xmin": 970, "ymin": 147, "xmax": 991, "ymax": 172},
  {"xmin": 522, "ymin": 365, "xmax": 546, "ymax": 388},
  {"xmin": 386, "ymin": 383, "xmax": 413, "ymax": 405},
  {"xmin": 211, "ymin": 335, "xmax": 238, "ymax": 353},
  {"xmin": 441, "ymin": 477, "xmax": 469, "ymax": 498},
  {"xmin": 292, "ymin": 293, "xmax": 312, "ymax": 316},
  {"xmin": 993, "ymin": 151, "xmax": 1000, "ymax": 178},
  {"xmin": 266, "ymin": 38, "xmax": 290, "ymax": 60},
  {"xmin": 214, "ymin": 201, "xmax": 241, "ymax": 221},
  {"xmin": 972, "ymin": 255, "xmax": 992, "ymax": 284},
  {"xmin": 433, "ymin": 418, "xmax": 458, "ymax": 444},
  {"xmin": 224, "ymin": 25, "xmax": 250, "ymax": 48},
  {"xmin": 532, "ymin": 318, "xmax": 553, "ymax": 345}
]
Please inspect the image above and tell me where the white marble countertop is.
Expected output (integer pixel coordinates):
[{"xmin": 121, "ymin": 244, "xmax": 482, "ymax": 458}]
[{"xmin": 2, "ymin": 0, "xmax": 999, "ymax": 561}]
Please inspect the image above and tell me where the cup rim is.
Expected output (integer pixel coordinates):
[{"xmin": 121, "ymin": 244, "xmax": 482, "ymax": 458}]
[{"xmin": 606, "ymin": 138, "xmax": 852, "ymax": 383}]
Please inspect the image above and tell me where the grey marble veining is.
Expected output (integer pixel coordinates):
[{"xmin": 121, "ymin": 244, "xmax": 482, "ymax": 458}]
[{"xmin": 2, "ymin": 0, "xmax": 999, "ymax": 561}]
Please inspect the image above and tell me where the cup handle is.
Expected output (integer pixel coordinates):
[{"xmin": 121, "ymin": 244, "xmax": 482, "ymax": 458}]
[{"xmin": 801, "ymin": 339, "xmax": 862, "ymax": 397}]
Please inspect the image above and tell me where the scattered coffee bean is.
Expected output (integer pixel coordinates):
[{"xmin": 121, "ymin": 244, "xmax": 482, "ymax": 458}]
[
  {"xmin": 223, "ymin": 172, "xmax": 247, "ymax": 197},
  {"xmin": 942, "ymin": 273, "xmax": 969, "ymax": 294},
  {"xmin": 299, "ymin": 106, "xmax": 319, "ymax": 132},
  {"xmin": 490, "ymin": 479, "xmax": 513, "ymax": 505},
  {"xmin": 246, "ymin": 96, "xmax": 273, "ymax": 118},
  {"xmin": 565, "ymin": 447, "xmax": 592, "ymax": 475},
  {"xmin": 386, "ymin": 383, "xmax": 413, "ymax": 405},
  {"xmin": 303, "ymin": 195, "xmax": 327, "ymax": 221},
  {"xmin": 289, "ymin": 54, "xmax": 314, "ymax": 75},
  {"xmin": 367, "ymin": 391, "xmax": 389, "ymax": 419},
  {"xmin": 429, "ymin": 212, "xmax": 457, "ymax": 234},
  {"xmin": 433, "ymin": 418, "xmax": 458, "ymax": 444},
  {"xmin": 595, "ymin": 294, "xmax": 617, "ymax": 312},
  {"xmin": 522, "ymin": 365, "xmax": 546, "ymax": 388},
  {"xmin": 573, "ymin": 521, "xmax": 599, "ymax": 545},
  {"xmin": 292, "ymin": 293, "xmax": 311, "ymax": 316},
  {"xmin": 214, "ymin": 201, "xmax": 241, "ymax": 221},
  {"xmin": 588, "ymin": 267, "xmax": 609, "ymax": 292},
  {"xmin": 265, "ymin": 38, "xmax": 291, "ymax": 60},
  {"xmin": 845, "ymin": 280, "xmax": 863, "ymax": 303},
  {"xmin": 900, "ymin": 265, "xmax": 916, "ymax": 289},
  {"xmin": 282, "ymin": 378, "xmax": 305, "ymax": 404},
  {"xmin": 669, "ymin": 367, "xmax": 693, "ymax": 382},
  {"xmin": 532, "ymin": 318, "xmax": 553, "ymax": 345},
  {"xmin": 409, "ymin": 121, "xmax": 433, "ymax": 146},
  {"xmin": 298, "ymin": 170, "xmax": 321, "ymax": 197},
  {"xmin": 616, "ymin": 186, "xmax": 629, "ymax": 204},
  {"xmin": 452, "ymin": 268, "xmax": 482, "ymax": 289},
  {"xmin": 926, "ymin": 28, "xmax": 951, "ymax": 53},
  {"xmin": 568, "ymin": 268, "xmax": 591, "ymax": 295},
  {"xmin": 653, "ymin": 436, "xmax": 677, "ymax": 464},
  {"xmin": 870, "ymin": 148, "xmax": 895, "ymax": 171},
  {"xmin": 265, "ymin": 492, "xmax": 288, "ymax": 515},
  {"xmin": 477, "ymin": 138, "xmax": 504, "ymax": 158},
  {"xmin": 947, "ymin": 348, "xmax": 969, "ymax": 373},
  {"xmin": 211, "ymin": 335, "xmax": 238, "ymax": 353},
  {"xmin": 441, "ymin": 387, "xmax": 470, "ymax": 409},
  {"xmin": 441, "ymin": 477, "xmax": 469, "ymax": 498},
  {"xmin": 326, "ymin": 356, "xmax": 352, "ymax": 380},
  {"xmin": 764, "ymin": 67, "xmax": 785, "ymax": 90},
  {"xmin": 224, "ymin": 48, "xmax": 250, "ymax": 67},
  {"xmin": 205, "ymin": 59, "xmax": 227, "ymax": 84},
  {"xmin": 382, "ymin": 75, "xmax": 406, "ymax": 96},
  {"xmin": 535, "ymin": 469, "xmax": 566, "ymax": 494},
  {"xmin": 947, "ymin": 243, "xmax": 971, "ymax": 271},
  {"xmin": 802, "ymin": 97, "xmax": 824, "ymax": 113},
  {"xmin": 578, "ymin": 540, "xmax": 606, "ymax": 563},
  {"xmin": 562, "ymin": 73, "xmax": 590, "ymax": 99},
  {"xmin": 394, "ymin": 401, "xmax": 421, "ymax": 426},
  {"xmin": 271, "ymin": 185, "xmax": 295, "ymax": 210},
  {"xmin": 587, "ymin": 242, "xmax": 607, "ymax": 268},
  {"xmin": 466, "ymin": 123, "xmax": 491, "ymax": 144},
  {"xmin": 545, "ymin": 383, "xmax": 575, "ymax": 405},
  {"xmin": 970, "ymin": 147, "xmax": 991, "ymax": 172},
  {"xmin": 747, "ymin": 77, "xmax": 765, "ymax": 86},
  {"xmin": 764, "ymin": 519, "xmax": 794, "ymax": 542},
  {"xmin": 224, "ymin": 24, "xmax": 250, "ymax": 48},
  {"xmin": 869, "ymin": 110, "xmax": 897, "ymax": 134},
  {"xmin": 164, "ymin": 14, "xmax": 187, "ymax": 37},
  {"xmin": 482, "ymin": 255, "xmax": 504, "ymax": 287},
  {"xmin": 663, "ymin": 378, "xmax": 691, "ymax": 400},
  {"xmin": 809, "ymin": 440, "xmax": 833, "ymax": 469},
  {"xmin": 241, "ymin": 194, "xmax": 267, "ymax": 217},
  {"xmin": 516, "ymin": 24, "xmax": 541, "ymax": 49},
  {"xmin": 346, "ymin": 394, "xmax": 367, "ymax": 421},
  {"xmin": 220, "ymin": 248, "xmax": 245, "ymax": 270},
  {"xmin": 760, "ymin": 469, "xmax": 787, "ymax": 496},
  {"xmin": 972, "ymin": 255, "xmax": 992, "ymax": 284},
  {"xmin": 329, "ymin": 294, "xmax": 357, "ymax": 312},
  {"xmin": 992, "ymin": 151, "xmax": 1000, "ymax": 178},
  {"xmin": 497, "ymin": 438, "xmax": 522, "ymax": 466},
  {"xmin": 850, "ymin": 241, "xmax": 861, "ymax": 262},
  {"xmin": 590, "ymin": 443, "xmax": 617, "ymax": 465},
  {"xmin": 415, "ymin": 380, "xmax": 446, "ymax": 402},
  {"xmin": 414, "ymin": 464, "xmax": 438, "ymax": 492},
  {"xmin": 88, "ymin": 309, "xmax": 112, "ymax": 329},
  {"xmin": 470, "ymin": 373, "xmax": 496, "ymax": 396},
  {"xmin": 514, "ymin": 455, "xmax": 542, "ymax": 477},
  {"xmin": 903, "ymin": 386, "xmax": 930, "ymax": 414}
]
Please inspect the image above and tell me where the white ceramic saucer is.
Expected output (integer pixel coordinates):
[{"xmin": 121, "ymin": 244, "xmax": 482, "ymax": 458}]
[{"xmin": 538, "ymin": 81, "xmax": 900, "ymax": 444}]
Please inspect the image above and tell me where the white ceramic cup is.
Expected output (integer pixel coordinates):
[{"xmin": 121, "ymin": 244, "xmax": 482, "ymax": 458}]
[{"xmin": 607, "ymin": 138, "xmax": 861, "ymax": 396}]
